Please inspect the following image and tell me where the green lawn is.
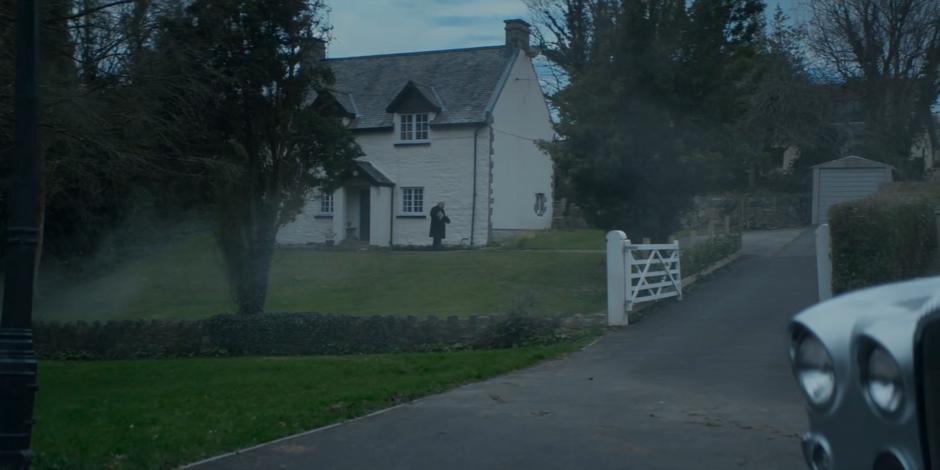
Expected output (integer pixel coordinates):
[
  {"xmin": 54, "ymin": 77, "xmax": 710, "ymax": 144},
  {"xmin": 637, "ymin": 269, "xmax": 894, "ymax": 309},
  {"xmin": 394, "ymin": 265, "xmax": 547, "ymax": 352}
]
[
  {"xmin": 33, "ymin": 342, "xmax": 588, "ymax": 469},
  {"xmin": 35, "ymin": 234, "xmax": 606, "ymax": 322},
  {"xmin": 495, "ymin": 228, "xmax": 606, "ymax": 250}
]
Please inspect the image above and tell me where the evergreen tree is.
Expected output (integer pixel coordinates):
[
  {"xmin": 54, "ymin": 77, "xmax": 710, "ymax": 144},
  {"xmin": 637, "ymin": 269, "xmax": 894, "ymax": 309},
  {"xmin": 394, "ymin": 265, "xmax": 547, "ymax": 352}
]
[
  {"xmin": 532, "ymin": 0, "xmax": 767, "ymax": 240},
  {"xmin": 166, "ymin": 0, "xmax": 361, "ymax": 314}
]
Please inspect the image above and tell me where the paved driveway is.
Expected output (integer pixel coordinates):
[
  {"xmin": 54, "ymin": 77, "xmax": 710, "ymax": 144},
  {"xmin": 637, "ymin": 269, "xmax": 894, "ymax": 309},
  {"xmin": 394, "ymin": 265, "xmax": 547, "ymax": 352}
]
[{"xmin": 191, "ymin": 229, "xmax": 816, "ymax": 470}]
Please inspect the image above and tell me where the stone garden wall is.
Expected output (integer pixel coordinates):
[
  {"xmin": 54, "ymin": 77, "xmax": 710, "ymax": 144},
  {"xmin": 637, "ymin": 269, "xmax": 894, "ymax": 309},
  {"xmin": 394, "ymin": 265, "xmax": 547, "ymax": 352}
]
[
  {"xmin": 681, "ymin": 192, "xmax": 810, "ymax": 232},
  {"xmin": 552, "ymin": 198, "xmax": 590, "ymax": 229}
]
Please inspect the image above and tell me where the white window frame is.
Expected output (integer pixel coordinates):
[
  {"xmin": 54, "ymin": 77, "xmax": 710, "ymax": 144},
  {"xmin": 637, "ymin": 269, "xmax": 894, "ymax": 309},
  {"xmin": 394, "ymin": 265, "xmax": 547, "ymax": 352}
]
[
  {"xmin": 398, "ymin": 113, "xmax": 430, "ymax": 143},
  {"xmin": 320, "ymin": 192, "xmax": 334, "ymax": 214},
  {"xmin": 400, "ymin": 187, "xmax": 424, "ymax": 214}
]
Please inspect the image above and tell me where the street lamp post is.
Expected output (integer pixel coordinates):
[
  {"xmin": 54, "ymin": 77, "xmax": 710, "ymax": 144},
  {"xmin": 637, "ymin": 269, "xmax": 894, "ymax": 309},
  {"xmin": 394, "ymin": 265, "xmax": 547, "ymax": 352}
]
[{"xmin": 0, "ymin": 0, "xmax": 41, "ymax": 468}]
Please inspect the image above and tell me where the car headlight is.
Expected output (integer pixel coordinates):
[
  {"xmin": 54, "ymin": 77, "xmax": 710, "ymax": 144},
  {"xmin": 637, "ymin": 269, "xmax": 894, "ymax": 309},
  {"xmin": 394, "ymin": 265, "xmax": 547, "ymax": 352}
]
[
  {"xmin": 861, "ymin": 345, "xmax": 904, "ymax": 416},
  {"xmin": 792, "ymin": 330, "xmax": 836, "ymax": 407},
  {"xmin": 802, "ymin": 433, "xmax": 833, "ymax": 470}
]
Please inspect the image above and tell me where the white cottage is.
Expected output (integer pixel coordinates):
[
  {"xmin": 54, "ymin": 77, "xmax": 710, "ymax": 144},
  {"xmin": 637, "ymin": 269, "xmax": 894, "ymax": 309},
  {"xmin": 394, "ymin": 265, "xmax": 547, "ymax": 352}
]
[{"xmin": 277, "ymin": 19, "xmax": 554, "ymax": 247}]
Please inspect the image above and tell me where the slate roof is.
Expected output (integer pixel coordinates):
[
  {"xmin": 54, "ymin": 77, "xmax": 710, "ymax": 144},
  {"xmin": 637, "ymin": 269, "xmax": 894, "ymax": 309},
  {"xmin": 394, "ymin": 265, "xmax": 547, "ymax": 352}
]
[
  {"xmin": 325, "ymin": 46, "xmax": 514, "ymax": 130},
  {"xmin": 355, "ymin": 161, "xmax": 394, "ymax": 186},
  {"xmin": 331, "ymin": 91, "xmax": 359, "ymax": 117},
  {"xmin": 813, "ymin": 155, "xmax": 894, "ymax": 169},
  {"xmin": 385, "ymin": 81, "xmax": 444, "ymax": 113}
]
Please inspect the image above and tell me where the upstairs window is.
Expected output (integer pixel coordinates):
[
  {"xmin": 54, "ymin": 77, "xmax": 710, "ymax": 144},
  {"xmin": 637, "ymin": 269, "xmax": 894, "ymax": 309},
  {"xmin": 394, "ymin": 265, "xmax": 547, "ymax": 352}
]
[
  {"xmin": 320, "ymin": 192, "xmax": 334, "ymax": 214},
  {"xmin": 401, "ymin": 187, "xmax": 424, "ymax": 214},
  {"xmin": 400, "ymin": 113, "xmax": 430, "ymax": 142}
]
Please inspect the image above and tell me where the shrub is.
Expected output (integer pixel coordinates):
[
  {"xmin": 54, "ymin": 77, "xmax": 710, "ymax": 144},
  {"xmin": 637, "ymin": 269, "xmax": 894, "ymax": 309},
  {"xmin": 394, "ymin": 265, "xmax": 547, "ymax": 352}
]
[
  {"xmin": 34, "ymin": 312, "xmax": 601, "ymax": 360},
  {"xmin": 829, "ymin": 193, "xmax": 938, "ymax": 294},
  {"xmin": 680, "ymin": 233, "xmax": 742, "ymax": 276},
  {"xmin": 473, "ymin": 315, "xmax": 562, "ymax": 349}
]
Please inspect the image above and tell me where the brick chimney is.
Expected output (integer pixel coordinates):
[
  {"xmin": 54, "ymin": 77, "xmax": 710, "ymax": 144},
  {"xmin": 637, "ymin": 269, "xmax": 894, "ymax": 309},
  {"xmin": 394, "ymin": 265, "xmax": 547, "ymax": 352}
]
[{"xmin": 504, "ymin": 19, "xmax": 531, "ymax": 52}]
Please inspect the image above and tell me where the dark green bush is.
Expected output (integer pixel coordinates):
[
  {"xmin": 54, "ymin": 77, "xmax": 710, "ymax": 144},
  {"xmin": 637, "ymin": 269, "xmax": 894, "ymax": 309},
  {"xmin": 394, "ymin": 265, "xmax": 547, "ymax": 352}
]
[
  {"xmin": 681, "ymin": 233, "xmax": 742, "ymax": 276},
  {"xmin": 34, "ymin": 312, "xmax": 595, "ymax": 360},
  {"xmin": 473, "ymin": 314, "xmax": 562, "ymax": 349},
  {"xmin": 829, "ymin": 194, "xmax": 938, "ymax": 294}
]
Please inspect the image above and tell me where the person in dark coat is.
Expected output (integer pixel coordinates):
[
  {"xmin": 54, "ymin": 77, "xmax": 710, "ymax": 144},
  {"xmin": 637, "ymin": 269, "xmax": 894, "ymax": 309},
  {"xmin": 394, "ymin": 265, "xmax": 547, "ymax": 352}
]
[{"xmin": 429, "ymin": 201, "xmax": 450, "ymax": 249}]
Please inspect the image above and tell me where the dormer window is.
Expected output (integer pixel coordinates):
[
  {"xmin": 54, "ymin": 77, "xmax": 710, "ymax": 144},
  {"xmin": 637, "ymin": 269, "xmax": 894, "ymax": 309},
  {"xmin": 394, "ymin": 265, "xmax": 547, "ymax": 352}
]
[
  {"xmin": 400, "ymin": 113, "xmax": 430, "ymax": 142},
  {"xmin": 387, "ymin": 81, "xmax": 441, "ymax": 145}
]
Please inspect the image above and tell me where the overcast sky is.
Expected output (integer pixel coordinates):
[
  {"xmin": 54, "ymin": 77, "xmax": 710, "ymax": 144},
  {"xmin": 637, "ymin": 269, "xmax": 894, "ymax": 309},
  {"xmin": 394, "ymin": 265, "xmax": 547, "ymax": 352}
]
[{"xmin": 327, "ymin": 0, "xmax": 807, "ymax": 58}]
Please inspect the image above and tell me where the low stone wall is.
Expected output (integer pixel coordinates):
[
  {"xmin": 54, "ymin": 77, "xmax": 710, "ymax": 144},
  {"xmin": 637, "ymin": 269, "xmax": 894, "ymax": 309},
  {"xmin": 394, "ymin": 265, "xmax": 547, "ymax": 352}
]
[
  {"xmin": 552, "ymin": 198, "xmax": 590, "ymax": 229},
  {"xmin": 34, "ymin": 312, "xmax": 607, "ymax": 360},
  {"xmin": 681, "ymin": 192, "xmax": 810, "ymax": 231}
]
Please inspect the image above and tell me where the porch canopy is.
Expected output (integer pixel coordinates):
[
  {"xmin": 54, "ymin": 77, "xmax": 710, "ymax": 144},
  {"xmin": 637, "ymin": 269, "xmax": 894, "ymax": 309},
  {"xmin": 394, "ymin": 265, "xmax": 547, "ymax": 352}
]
[{"xmin": 332, "ymin": 160, "xmax": 396, "ymax": 246}]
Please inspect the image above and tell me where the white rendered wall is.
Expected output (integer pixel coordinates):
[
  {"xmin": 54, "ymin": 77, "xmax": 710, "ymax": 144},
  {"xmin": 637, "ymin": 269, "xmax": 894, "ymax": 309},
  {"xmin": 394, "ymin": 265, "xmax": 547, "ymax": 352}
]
[
  {"xmin": 280, "ymin": 126, "xmax": 492, "ymax": 247},
  {"xmin": 490, "ymin": 52, "xmax": 555, "ymax": 231},
  {"xmin": 355, "ymin": 126, "xmax": 491, "ymax": 246},
  {"xmin": 331, "ymin": 188, "xmax": 346, "ymax": 244},
  {"xmin": 276, "ymin": 190, "xmax": 336, "ymax": 245}
]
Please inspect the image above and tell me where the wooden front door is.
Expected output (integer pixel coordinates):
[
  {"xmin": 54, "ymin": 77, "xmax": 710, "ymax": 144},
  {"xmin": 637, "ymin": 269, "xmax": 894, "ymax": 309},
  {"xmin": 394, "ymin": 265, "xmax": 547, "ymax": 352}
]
[{"xmin": 359, "ymin": 188, "xmax": 370, "ymax": 242}]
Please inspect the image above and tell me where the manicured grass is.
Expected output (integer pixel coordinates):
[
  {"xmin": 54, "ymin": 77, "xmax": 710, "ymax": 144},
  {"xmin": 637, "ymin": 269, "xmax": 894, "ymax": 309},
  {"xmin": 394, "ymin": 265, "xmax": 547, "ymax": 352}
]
[
  {"xmin": 495, "ymin": 229, "xmax": 606, "ymax": 250},
  {"xmin": 33, "ymin": 342, "xmax": 589, "ymax": 470},
  {"xmin": 35, "ymin": 234, "xmax": 606, "ymax": 322}
]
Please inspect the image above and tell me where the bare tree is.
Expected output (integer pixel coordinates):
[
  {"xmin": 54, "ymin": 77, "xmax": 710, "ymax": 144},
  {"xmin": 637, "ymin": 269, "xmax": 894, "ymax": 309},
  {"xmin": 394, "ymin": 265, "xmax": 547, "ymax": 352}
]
[
  {"xmin": 1, "ymin": 0, "xmax": 216, "ymax": 263},
  {"xmin": 809, "ymin": 0, "xmax": 940, "ymax": 176},
  {"xmin": 526, "ymin": 0, "xmax": 597, "ymax": 77}
]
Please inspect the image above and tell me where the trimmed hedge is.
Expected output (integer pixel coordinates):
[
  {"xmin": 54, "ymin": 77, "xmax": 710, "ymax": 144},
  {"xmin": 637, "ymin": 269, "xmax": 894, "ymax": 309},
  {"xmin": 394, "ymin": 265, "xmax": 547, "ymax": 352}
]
[
  {"xmin": 681, "ymin": 233, "xmax": 742, "ymax": 277},
  {"xmin": 34, "ymin": 312, "xmax": 604, "ymax": 360},
  {"xmin": 829, "ymin": 193, "xmax": 938, "ymax": 294}
]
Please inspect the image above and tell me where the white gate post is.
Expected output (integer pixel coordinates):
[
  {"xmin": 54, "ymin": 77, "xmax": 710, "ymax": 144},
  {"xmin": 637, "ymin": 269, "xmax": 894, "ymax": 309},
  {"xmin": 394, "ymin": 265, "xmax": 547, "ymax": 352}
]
[
  {"xmin": 606, "ymin": 230, "xmax": 628, "ymax": 326},
  {"xmin": 816, "ymin": 224, "xmax": 833, "ymax": 301},
  {"xmin": 624, "ymin": 243, "xmax": 634, "ymax": 313},
  {"xmin": 674, "ymin": 240, "xmax": 683, "ymax": 301}
]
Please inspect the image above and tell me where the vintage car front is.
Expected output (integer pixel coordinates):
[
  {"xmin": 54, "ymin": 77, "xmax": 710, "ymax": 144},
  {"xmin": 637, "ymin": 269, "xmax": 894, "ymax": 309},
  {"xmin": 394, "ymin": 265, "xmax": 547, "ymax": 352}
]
[{"xmin": 790, "ymin": 277, "xmax": 940, "ymax": 470}]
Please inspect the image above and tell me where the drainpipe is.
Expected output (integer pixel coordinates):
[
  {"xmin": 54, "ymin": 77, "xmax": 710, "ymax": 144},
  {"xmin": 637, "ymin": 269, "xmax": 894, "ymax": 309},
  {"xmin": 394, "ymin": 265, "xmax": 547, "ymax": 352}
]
[
  {"xmin": 471, "ymin": 118, "xmax": 489, "ymax": 247},
  {"xmin": 389, "ymin": 186, "xmax": 395, "ymax": 247}
]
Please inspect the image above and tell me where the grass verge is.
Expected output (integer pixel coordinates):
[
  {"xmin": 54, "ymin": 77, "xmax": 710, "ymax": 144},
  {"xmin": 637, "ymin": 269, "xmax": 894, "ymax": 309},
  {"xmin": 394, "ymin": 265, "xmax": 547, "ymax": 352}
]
[
  {"xmin": 33, "ymin": 340, "xmax": 593, "ymax": 469},
  {"xmin": 36, "ymin": 234, "xmax": 606, "ymax": 322},
  {"xmin": 494, "ymin": 229, "xmax": 606, "ymax": 250}
]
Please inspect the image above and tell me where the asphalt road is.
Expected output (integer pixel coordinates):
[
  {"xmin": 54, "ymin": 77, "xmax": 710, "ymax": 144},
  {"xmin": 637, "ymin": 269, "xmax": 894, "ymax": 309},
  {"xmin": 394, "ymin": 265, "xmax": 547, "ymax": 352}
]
[{"xmin": 190, "ymin": 228, "xmax": 817, "ymax": 470}]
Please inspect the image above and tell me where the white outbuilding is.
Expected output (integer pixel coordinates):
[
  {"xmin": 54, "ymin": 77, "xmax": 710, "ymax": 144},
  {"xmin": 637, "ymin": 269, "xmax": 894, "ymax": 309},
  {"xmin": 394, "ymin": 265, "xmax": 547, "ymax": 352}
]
[{"xmin": 811, "ymin": 156, "xmax": 894, "ymax": 225}]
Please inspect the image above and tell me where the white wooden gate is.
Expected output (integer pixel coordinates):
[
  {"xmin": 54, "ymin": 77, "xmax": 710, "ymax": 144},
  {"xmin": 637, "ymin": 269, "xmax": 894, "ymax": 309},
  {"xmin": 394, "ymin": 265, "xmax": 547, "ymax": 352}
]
[{"xmin": 606, "ymin": 230, "xmax": 683, "ymax": 326}]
